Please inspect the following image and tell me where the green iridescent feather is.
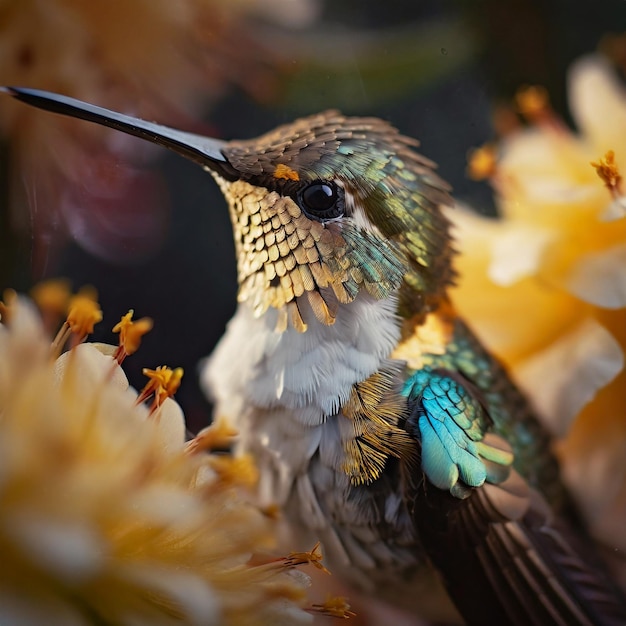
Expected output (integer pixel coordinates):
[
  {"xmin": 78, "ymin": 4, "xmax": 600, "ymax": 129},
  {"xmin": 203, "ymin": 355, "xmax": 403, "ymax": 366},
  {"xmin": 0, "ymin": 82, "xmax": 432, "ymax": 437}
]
[
  {"xmin": 412, "ymin": 318, "xmax": 566, "ymax": 507},
  {"xmin": 226, "ymin": 111, "xmax": 456, "ymax": 319},
  {"xmin": 403, "ymin": 368, "xmax": 514, "ymax": 499}
]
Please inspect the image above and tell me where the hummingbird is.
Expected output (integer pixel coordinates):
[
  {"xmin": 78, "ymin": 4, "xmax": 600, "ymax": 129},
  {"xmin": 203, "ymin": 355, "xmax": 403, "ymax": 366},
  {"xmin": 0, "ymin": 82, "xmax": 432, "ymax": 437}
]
[{"xmin": 5, "ymin": 86, "xmax": 626, "ymax": 625}]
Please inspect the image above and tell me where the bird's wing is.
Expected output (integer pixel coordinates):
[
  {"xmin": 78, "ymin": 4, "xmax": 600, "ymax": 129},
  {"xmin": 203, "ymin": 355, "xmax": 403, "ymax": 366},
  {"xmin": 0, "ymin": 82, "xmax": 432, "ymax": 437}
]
[
  {"xmin": 403, "ymin": 368, "xmax": 626, "ymax": 625},
  {"xmin": 403, "ymin": 367, "xmax": 514, "ymax": 499}
]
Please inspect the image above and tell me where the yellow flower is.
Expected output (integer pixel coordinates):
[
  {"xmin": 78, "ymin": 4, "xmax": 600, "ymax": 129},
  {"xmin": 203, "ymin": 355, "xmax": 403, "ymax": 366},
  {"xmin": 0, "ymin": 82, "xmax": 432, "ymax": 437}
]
[
  {"xmin": 0, "ymin": 298, "xmax": 313, "ymax": 625},
  {"xmin": 449, "ymin": 53, "xmax": 626, "ymax": 565}
]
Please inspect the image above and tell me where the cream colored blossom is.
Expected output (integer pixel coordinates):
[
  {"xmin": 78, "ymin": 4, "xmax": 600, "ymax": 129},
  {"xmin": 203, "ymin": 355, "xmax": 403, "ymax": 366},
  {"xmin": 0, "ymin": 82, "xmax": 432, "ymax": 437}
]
[
  {"xmin": 0, "ymin": 299, "xmax": 313, "ymax": 625},
  {"xmin": 448, "ymin": 54, "xmax": 626, "ymax": 571}
]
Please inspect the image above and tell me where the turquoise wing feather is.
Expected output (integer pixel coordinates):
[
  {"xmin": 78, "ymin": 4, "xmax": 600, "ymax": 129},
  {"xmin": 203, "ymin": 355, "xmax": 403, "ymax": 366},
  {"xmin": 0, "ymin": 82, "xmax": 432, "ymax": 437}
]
[{"xmin": 403, "ymin": 368, "xmax": 514, "ymax": 499}]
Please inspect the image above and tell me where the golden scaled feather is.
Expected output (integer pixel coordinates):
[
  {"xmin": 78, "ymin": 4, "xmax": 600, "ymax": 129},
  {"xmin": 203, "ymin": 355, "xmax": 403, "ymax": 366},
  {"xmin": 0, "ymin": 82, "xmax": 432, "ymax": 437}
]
[{"xmin": 342, "ymin": 362, "xmax": 415, "ymax": 486}]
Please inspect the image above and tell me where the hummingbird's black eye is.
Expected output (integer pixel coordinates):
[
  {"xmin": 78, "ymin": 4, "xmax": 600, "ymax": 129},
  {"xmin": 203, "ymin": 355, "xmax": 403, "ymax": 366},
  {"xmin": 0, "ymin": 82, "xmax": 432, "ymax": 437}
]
[{"xmin": 298, "ymin": 181, "xmax": 344, "ymax": 221}]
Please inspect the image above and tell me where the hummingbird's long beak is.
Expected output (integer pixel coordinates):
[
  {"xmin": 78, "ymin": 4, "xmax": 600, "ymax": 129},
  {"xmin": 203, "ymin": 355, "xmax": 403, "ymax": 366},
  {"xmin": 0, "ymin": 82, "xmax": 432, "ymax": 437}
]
[{"xmin": 2, "ymin": 87, "xmax": 230, "ymax": 168}]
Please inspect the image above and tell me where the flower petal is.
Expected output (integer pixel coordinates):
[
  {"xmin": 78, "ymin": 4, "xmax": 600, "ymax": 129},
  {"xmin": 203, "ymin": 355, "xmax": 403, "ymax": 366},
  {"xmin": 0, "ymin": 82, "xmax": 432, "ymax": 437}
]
[
  {"xmin": 448, "ymin": 206, "xmax": 581, "ymax": 364},
  {"xmin": 54, "ymin": 343, "xmax": 129, "ymax": 391},
  {"xmin": 514, "ymin": 319, "xmax": 623, "ymax": 436},
  {"xmin": 565, "ymin": 243, "xmax": 626, "ymax": 308},
  {"xmin": 5, "ymin": 515, "xmax": 106, "ymax": 583},
  {"xmin": 600, "ymin": 196, "xmax": 626, "ymax": 222},
  {"xmin": 0, "ymin": 298, "xmax": 50, "ymax": 377},
  {"xmin": 153, "ymin": 397, "xmax": 187, "ymax": 453},
  {"xmin": 488, "ymin": 222, "xmax": 554, "ymax": 286},
  {"xmin": 568, "ymin": 54, "xmax": 626, "ymax": 158},
  {"xmin": 0, "ymin": 592, "xmax": 85, "ymax": 626},
  {"xmin": 118, "ymin": 565, "xmax": 220, "ymax": 626}
]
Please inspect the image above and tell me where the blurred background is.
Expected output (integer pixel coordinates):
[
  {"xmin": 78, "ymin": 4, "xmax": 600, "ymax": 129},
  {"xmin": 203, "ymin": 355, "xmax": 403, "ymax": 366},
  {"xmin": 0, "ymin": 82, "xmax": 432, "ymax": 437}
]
[{"xmin": 1, "ymin": 0, "xmax": 625, "ymax": 433}]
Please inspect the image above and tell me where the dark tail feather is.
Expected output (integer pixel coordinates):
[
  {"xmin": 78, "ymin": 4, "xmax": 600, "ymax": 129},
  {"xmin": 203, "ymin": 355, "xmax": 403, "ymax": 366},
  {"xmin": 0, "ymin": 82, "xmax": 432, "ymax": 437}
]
[{"xmin": 409, "ymin": 468, "xmax": 626, "ymax": 625}]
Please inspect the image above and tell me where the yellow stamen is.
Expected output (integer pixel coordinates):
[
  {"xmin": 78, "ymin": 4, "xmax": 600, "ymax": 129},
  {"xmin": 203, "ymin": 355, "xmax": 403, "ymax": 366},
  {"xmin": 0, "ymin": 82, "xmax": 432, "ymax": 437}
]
[
  {"xmin": 112, "ymin": 310, "xmax": 153, "ymax": 361},
  {"xmin": 0, "ymin": 288, "xmax": 17, "ymax": 324},
  {"xmin": 185, "ymin": 416, "xmax": 238, "ymax": 454},
  {"xmin": 138, "ymin": 365, "xmax": 183, "ymax": 409},
  {"xmin": 30, "ymin": 279, "xmax": 71, "ymax": 317},
  {"xmin": 283, "ymin": 541, "xmax": 330, "ymax": 574},
  {"xmin": 308, "ymin": 596, "xmax": 356, "ymax": 619},
  {"xmin": 466, "ymin": 144, "xmax": 498, "ymax": 181},
  {"xmin": 138, "ymin": 365, "xmax": 168, "ymax": 405},
  {"xmin": 591, "ymin": 150, "xmax": 623, "ymax": 197},
  {"xmin": 66, "ymin": 287, "xmax": 102, "ymax": 340},
  {"xmin": 515, "ymin": 85, "xmax": 550, "ymax": 122},
  {"xmin": 206, "ymin": 454, "xmax": 259, "ymax": 489},
  {"xmin": 163, "ymin": 367, "xmax": 183, "ymax": 398},
  {"xmin": 112, "ymin": 310, "xmax": 134, "ymax": 338},
  {"xmin": 248, "ymin": 540, "xmax": 330, "ymax": 576}
]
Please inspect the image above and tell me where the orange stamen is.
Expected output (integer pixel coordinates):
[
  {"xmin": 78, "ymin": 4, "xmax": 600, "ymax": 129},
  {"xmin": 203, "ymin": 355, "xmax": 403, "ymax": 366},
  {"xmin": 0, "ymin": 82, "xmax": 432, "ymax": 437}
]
[
  {"xmin": 112, "ymin": 309, "xmax": 153, "ymax": 364},
  {"xmin": 283, "ymin": 541, "xmax": 330, "ymax": 574},
  {"xmin": 308, "ymin": 596, "xmax": 356, "ymax": 619},
  {"xmin": 185, "ymin": 417, "xmax": 238, "ymax": 454},
  {"xmin": 591, "ymin": 150, "xmax": 623, "ymax": 198},
  {"xmin": 467, "ymin": 144, "xmax": 498, "ymax": 181}
]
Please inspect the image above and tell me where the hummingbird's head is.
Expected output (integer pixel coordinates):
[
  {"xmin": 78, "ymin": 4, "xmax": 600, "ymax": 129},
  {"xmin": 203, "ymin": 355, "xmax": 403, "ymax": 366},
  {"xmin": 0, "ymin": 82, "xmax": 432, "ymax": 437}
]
[
  {"xmin": 216, "ymin": 111, "xmax": 455, "ymax": 330},
  {"xmin": 3, "ymin": 90, "xmax": 455, "ymax": 331}
]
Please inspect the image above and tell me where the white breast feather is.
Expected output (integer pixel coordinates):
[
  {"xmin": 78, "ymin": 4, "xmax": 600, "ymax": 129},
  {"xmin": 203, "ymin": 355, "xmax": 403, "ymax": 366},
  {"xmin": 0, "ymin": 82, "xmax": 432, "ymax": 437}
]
[{"xmin": 201, "ymin": 291, "xmax": 400, "ymax": 422}]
